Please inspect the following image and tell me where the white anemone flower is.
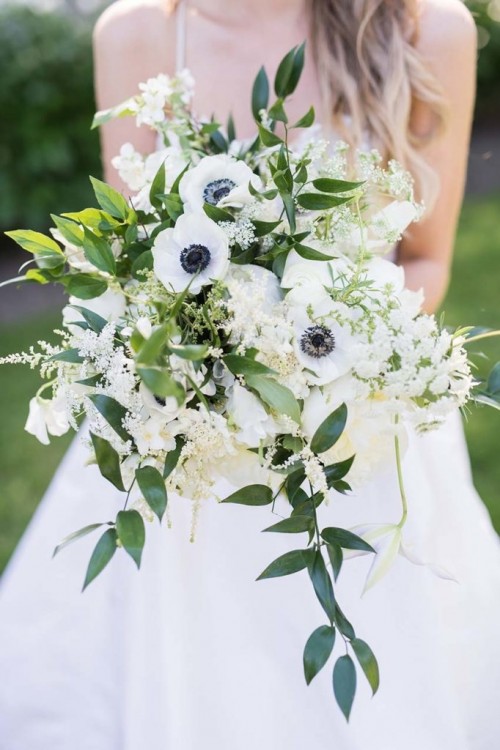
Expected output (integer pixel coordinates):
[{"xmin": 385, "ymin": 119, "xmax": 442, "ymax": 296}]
[
  {"xmin": 152, "ymin": 212, "xmax": 230, "ymax": 294},
  {"xmin": 25, "ymin": 394, "xmax": 70, "ymax": 445},
  {"xmin": 290, "ymin": 301, "xmax": 355, "ymax": 386},
  {"xmin": 179, "ymin": 154, "xmax": 261, "ymax": 212}
]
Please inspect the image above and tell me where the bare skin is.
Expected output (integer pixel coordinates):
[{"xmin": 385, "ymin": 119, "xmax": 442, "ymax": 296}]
[{"xmin": 93, "ymin": 0, "xmax": 477, "ymax": 313}]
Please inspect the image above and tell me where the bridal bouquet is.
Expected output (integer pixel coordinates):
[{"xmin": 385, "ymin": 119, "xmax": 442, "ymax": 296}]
[{"xmin": 2, "ymin": 46, "xmax": 498, "ymax": 718}]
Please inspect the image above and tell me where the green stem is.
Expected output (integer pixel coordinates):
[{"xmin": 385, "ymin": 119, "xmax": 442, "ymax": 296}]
[
  {"xmin": 394, "ymin": 417, "xmax": 408, "ymax": 529},
  {"xmin": 123, "ymin": 476, "xmax": 137, "ymax": 511},
  {"xmin": 464, "ymin": 330, "xmax": 500, "ymax": 345}
]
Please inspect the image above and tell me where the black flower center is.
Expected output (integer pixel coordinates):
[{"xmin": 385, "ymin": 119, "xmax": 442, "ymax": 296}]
[
  {"xmin": 203, "ymin": 178, "xmax": 237, "ymax": 205},
  {"xmin": 180, "ymin": 244, "xmax": 211, "ymax": 274},
  {"xmin": 300, "ymin": 325, "xmax": 336, "ymax": 359}
]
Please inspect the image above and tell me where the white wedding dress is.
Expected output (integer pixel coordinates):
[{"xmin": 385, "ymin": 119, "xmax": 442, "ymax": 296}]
[{"xmin": 1, "ymin": 4, "xmax": 500, "ymax": 749}]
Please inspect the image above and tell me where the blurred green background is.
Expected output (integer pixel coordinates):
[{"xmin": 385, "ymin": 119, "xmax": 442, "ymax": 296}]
[{"xmin": 0, "ymin": 0, "xmax": 499, "ymax": 573}]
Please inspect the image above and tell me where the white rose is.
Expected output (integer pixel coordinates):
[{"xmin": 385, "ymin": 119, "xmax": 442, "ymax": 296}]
[{"xmin": 227, "ymin": 382, "xmax": 278, "ymax": 448}]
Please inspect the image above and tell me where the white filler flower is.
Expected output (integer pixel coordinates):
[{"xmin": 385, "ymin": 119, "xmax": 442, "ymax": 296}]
[
  {"xmin": 152, "ymin": 212, "xmax": 230, "ymax": 293},
  {"xmin": 179, "ymin": 154, "xmax": 261, "ymax": 212}
]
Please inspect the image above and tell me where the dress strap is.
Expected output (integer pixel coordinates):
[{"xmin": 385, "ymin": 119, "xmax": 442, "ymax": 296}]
[{"xmin": 175, "ymin": 0, "xmax": 188, "ymax": 73}]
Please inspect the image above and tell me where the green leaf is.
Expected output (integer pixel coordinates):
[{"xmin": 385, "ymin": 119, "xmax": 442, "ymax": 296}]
[
  {"xmin": 311, "ymin": 178, "xmax": 364, "ymax": 194},
  {"xmin": 294, "ymin": 243, "xmax": 333, "ymax": 261},
  {"xmin": 335, "ymin": 604, "xmax": 356, "ymax": 640},
  {"xmin": 51, "ymin": 214, "xmax": 85, "ymax": 246},
  {"xmin": 53, "ymin": 523, "xmax": 106, "ymax": 557},
  {"xmin": 203, "ymin": 202, "xmax": 235, "ymax": 223},
  {"xmin": 281, "ymin": 192, "xmax": 296, "ymax": 233},
  {"xmin": 309, "ymin": 550, "xmax": 336, "ymax": 621},
  {"xmin": 137, "ymin": 367, "xmax": 185, "ymax": 401},
  {"xmin": 149, "ymin": 162, "xmax": 166, "ymax": 210},
  {"xmin": 83, "ymin": 528, "xmax": 117, "ymax": 590},
  {"xmin": 258, "ymin": 125, "xmax": 284, "ymax": 148},
  {"xmin": 48, "ymin": 348, "xmax": 84, "ymax": 364},
  {"xmin": 324, "ymin": 456, "xmax": 355, "ymax": 486},
  {"xmin": 88, "ymin": 395, "xmax": 130, "ymax": 443},
  {"xmin": 247, "ymin": 374, "xmax": 301, "ymax": 424},
  {"xmin": 487, "ymin": 362, "xmax": 500, "ymax": 395},
  {"xmin": 136, "ymin": 323, "xmax": 170, "ymax": 365},
  {"xmin": 252, "ymin": 65, "xmax": 270, "ymax": 120},
  {"xmin": 90, "ymin": 176, "xmax": 130, "ymax": 220},
  {"xmin": 135, "ymin": 465, "xmax": 168, "ymax": 522},
  {"xmin": 321, "ymin": 527, "xmax": 375, "ymax": 553},
  {"xmin": 167, "ymin": 342, "xmax": 208, "ymax": 361},
  {"xmin": 287, "ymin": 42, "xmax": 306, "ymax": 95},
  {"xmin": 351, "ymin": 638, "xmax": 380, "ymax": 695},
  {"xmin": 292, "ymin": 106, "xmax": 315, "ymax": 129},
  {"xmin": 310, "ymin": 403, "xmax": 348, "ymax": 454},
  {"xmin": 262, "ymin": 516, "xmax": 314, "ymax": 534},
  {"xmin": 63, "ymin": 207, "xmax": 119, "ymax": 231},
  {"xmin": 285, "ymin": 468, "xmax": 306, "ymax": 503},
  {"xmin": 303, "ymin": 625, "xmax": 336, "ymax": 685},
  {"xmin": 66, "ymin": 275, "xmax": 108, "ymax": 300},
  {"xmin": 90, "ymin": 432, "xmax": 126, "ymax": 491},
  {"xmin": 221, "ymin": 485, "xmax": 274, "ymax": 506},
  {"xmin": 268, "ymin": 98, "xmax": 288, "ymax": 124},
  {"xmin": 227, "ymin": 113, "xmax": 236, "ymax": 142},
  {"xmin": 252, "ymin": 219, "xmax": 282, "ymax": 237},
  {"xmin": 257, "ymin": 549, "xmax": 314, "ymax": 580},
  {"xmin": 296, "ymin": 193, "xmax": 353, "ymax": 211},
  {"xmin": 224, "ymin": 354, "xmax": 276, "ymax": 377},
  {"xmin": 92, "ymin": 102, "xmax": 136, "ymax": 129},
  {"xmin": 163, "ymin": 436, "xmax": 185, "ymax": 479},
  {"xmin": 116, "ymin": 510, "xmax": 145, "ymax": 568},
  {"xmin": 6, "ymin": 229, "xmax": 65, "ymax": 270},
  {"xmin": 131, "ymin": 250, "xmax": 154, "ymax": 280},
  {"xmin": 71, "ymin": 305, "xmax": 108, "ymax": 333},
  {"xmin": 274, "ymin": 47, "xmax": 297, "ymax": 98},
  {"xmin": 333, "ymin": 655, "xmax": 357, "ymax": 721},
  {"xmin": 82, "ymin": 228, "xmax": 117, "ymax": 275},
  {"xmin": 210, "ymin": 129, "xmax": 228, "ymax": 153},
  {"xmin": 5, "ymin": 229, "xmax": 64, "ymax": 256},
  {"xmin": 326, "ymin": 542, "xmax": 343, "ymax": 581}
]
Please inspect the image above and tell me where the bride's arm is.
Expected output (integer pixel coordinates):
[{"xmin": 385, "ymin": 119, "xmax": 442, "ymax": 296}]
[
  {"xmin": 399, "ymin": 0, "xmax": 477, "ymax": 313},
  {"xmin": 92, "ymin": 0, "xmax": 175, "ymax": 193}
]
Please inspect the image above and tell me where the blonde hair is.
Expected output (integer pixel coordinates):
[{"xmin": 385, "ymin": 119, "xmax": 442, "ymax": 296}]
[{"xmin": 309, "ymin": 0, "xmax": 447, "ymax": 207}]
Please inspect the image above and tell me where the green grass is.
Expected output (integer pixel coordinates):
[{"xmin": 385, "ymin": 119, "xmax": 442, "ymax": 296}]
[
  {"xmin": 441, "ymin": 191, "xmax": 500, "ymax": 532},
  {"xmin": 0, "ymin": 192, "xmax": 499, "ymax": 574}
]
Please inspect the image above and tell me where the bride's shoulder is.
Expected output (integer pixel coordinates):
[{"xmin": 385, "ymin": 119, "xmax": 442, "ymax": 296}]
[
  {"xmin": 416, "ymin": 0, "xmax": 476, "ymax": 55},
  {"xmin": 93, "ymin": 0, "xmax": 177, "ymax": 83},
  {"xmin": 93, "ymin": 0, "xmax": 176, "ymax": 57}
]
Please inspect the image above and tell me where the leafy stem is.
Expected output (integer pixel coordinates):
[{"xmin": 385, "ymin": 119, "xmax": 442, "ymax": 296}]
[{"xmin": 394, "ymin": 415, "xmax": 408, "ymax": 529}]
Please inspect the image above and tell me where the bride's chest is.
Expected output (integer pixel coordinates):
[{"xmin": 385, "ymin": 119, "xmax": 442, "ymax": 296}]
[{"xmin": 182, "ymin": 15, "xmax": 324, "ymax": 139}]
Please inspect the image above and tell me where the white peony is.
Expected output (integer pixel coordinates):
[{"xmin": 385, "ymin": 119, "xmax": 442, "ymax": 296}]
[
  {"xmin": 152, "ymin": 212, "xmax": 230, "ymax": 294},
  {"xmin": 179, "ymin": 154, "xmax": 261, "ymax": 212},
  {"xmin": 25, "ymin": 394, "xmax": 70, "ymax": 445}
]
